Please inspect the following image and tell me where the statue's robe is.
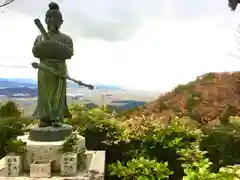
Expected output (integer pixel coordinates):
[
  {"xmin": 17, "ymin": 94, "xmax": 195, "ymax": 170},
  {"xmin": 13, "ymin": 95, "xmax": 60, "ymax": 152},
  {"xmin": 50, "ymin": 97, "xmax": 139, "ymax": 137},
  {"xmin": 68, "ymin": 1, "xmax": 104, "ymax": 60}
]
[{"xmin": 32, "ymin": 32, "xmax": 73, "ymax": 122}]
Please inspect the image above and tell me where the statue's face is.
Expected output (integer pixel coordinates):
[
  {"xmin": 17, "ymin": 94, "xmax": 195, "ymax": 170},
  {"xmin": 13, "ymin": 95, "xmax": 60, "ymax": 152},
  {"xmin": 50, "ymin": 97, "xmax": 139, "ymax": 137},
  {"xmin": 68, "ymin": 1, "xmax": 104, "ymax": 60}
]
[{"xmin": 45, "ymin": 11, "xmax": 62, "ymax": 32}]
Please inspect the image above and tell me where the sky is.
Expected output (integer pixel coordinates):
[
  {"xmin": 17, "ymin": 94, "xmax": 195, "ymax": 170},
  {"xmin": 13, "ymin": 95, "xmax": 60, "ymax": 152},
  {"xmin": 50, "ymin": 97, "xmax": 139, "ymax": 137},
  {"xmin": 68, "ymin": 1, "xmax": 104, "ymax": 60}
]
[{"xmin": 0, "ymin": 0, "xmax": 240, "ymax": 91}]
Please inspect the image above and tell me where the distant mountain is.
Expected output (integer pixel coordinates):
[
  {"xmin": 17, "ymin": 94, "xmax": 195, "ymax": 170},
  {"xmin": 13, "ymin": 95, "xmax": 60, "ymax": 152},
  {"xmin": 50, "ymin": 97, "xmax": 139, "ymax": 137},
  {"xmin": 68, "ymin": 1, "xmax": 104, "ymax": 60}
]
[
  {"xmin": 109, "ymin": 100, "xmax": 146, "ymax": 111},
  {"xmin": 0, "ymin": 78, "xmax": 123, "ymax": 91},
  {"xmin": 83, "ymin": 101, "xmax": 146, "ymax": 112},
  {"xmin": 67, "ymin": 82, "xmax": 122, "ymax": 90},
  {"xmin": 8, "ymin": 78, "xmax": 37, "ymax": 84},
  {"xmin": 0, "ymin": 87, "xmax": 37, "ymax": 97},
  {"xmin": 0, "ymin": 78, "xmax": 37, "ymax": 88},
  {"xmin": 94, "ymin": 84, "xmax": 122, "ymax": 91}
]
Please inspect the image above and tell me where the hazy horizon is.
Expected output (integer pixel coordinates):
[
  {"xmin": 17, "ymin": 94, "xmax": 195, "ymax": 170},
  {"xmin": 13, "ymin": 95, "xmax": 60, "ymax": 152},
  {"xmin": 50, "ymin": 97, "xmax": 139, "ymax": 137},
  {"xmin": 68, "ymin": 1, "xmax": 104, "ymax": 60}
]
[{"xmin": 0, "ymin": 77, "xmax": 164, "ymax": 92}]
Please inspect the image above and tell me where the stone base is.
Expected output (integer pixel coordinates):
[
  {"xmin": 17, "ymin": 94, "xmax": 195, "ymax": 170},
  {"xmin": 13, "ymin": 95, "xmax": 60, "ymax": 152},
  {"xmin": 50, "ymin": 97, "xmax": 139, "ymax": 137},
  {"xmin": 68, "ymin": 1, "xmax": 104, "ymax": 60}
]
[
  {"xmin": 18, "ymin": 134, "xmax": 85, "ymax": 172},
  {"xmin": 29, "ymin": 124, "xmax": 73, "ymax": 142},
  {"xmin": 0, "ymin": 151, "xmax": 106, "ymax": 180}
]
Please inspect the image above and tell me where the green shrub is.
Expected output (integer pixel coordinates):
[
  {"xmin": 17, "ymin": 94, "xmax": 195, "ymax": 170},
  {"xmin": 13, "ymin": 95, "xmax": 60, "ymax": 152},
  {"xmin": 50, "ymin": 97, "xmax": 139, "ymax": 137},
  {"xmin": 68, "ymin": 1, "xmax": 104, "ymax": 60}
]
[
  {"xmin": 179, "ymin": 138, "xmax": 240, "ymax": 180},
  {"xmin": 65, "ymin": 104, "xmax": 121, "ymax": 150},
  {"xmin": 0, "ymin": 101, "xmax": 22, "ymax": 118},
  {"xmin": 69, "ymin": 107, "xmax": 205, "ymax": 179},
  {"xmin": 216, "ymin": 165, "xmax": 240, "ymax": 179},
  {"xmin": 181, "ymin": 156, "xmax": 240, "ymax": 180},
  {"xmin": 5, "ymin": 139, "xmax": 26, "ymax": 155},
  {"xmin": 0, "ymin": 101, "xmax": 32, "ymax": 158},
  {"xmin": 66, "ymin": 104, "xmax": 112, "ymax": 129},
  {"xmin": 180, "ymin": 148, "xmax": 240, "ymax": 180},
  {"xmin": 59, "ymin": 131, "xmax": 79, "ymax": 153},
  {"xmin": 200, "ymin": 129, "xmax": 240, "ymax": 172},
  {"xmin": 135, "ymin": 119, "xmax": 204, "ymax": 179},
  {"xmin": 109, "ymin": 157, "xmax": 173, "ymax": 180},
  {"xmin": 229, "ymin": 116, "xmax": 240, "ymax": 128},
  {"xmin": 0, "ymin": 117, "xmax": 25, "ymax": 158}
]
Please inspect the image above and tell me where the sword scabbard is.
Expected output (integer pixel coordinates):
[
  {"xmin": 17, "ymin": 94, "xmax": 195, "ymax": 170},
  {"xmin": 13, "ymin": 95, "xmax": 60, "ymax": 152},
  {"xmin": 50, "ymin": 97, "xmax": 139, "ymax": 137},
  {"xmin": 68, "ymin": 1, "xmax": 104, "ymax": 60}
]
[{"xmin": 32, "ymin": 62, "xmax": 94, "ymax": 89}]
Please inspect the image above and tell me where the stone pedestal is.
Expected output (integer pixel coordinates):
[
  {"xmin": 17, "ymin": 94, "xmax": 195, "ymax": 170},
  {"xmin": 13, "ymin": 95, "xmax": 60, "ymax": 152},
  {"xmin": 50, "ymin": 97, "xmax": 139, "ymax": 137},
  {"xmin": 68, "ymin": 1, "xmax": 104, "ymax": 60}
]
[
  {"xmin": 29, "ymin": 124, "xmax": 73, "ymax": 142},
  {"xmin": 18, "ymin": 134, "xmax": 85, "ymax": 172},
  {"xmin": 0, "ymin": 150, "xmax": 106, "ymax": 179}
]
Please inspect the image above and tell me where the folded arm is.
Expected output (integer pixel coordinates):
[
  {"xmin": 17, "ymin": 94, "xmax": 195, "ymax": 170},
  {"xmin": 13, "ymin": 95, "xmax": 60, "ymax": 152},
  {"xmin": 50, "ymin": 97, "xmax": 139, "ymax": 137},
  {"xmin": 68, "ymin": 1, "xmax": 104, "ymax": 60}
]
[{"xmin": 32, "ymin": 35, "xmax": 74, "ymax": 60}]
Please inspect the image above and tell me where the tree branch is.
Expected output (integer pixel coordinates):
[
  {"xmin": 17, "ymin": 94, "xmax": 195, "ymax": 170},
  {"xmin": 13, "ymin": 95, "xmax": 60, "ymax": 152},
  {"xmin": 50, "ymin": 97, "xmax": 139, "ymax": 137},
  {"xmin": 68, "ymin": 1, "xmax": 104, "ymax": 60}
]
[
  {"xmin": 228, "ymin": 0, "xmax": 240, "ymax": 11},
  {"xmin": 0, "ymin": 0, "xmax": 15, "ymax": 8}
]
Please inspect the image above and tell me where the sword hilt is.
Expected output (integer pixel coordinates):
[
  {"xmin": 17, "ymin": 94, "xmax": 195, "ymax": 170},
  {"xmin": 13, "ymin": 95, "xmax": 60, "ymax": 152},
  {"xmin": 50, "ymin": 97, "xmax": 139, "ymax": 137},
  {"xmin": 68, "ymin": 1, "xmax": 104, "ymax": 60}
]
[
  {"xmin": 76, "ymin": 80, "xmax": 94, "ymax": 90},
  {"xmin": 34, "ymin": 18, "xmax": 50, "ymax": 40},
  {"xmin": 31, "ymin": 62, "xmax": 39, "ymax": 69}
]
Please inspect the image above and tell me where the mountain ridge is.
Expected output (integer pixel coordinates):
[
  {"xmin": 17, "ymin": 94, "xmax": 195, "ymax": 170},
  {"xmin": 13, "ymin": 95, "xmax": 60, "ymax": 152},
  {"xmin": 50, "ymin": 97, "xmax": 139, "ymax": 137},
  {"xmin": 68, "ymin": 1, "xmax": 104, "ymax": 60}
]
[{"xmin": 125, "ymin": 72, "xmax": 240, "ymax": 126}]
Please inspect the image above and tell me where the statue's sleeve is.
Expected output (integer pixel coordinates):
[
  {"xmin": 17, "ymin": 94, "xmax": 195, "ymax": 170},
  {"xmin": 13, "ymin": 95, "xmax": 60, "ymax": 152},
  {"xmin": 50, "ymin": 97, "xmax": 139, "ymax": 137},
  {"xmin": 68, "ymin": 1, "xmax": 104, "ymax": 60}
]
[
  {"xmin": 53, "ymin": 35, "xmax": 74, "ymax": 60},
  {"xmin": 32, "ymin": 35, "xmax": 43, "ymax": 58},
  {"xmin": 33, "ymin": 35, "xmax": 43, "ymax": 46},
  {"xmin": 64, "ymin": 36, "xmax": 74, "ymax": 58}
]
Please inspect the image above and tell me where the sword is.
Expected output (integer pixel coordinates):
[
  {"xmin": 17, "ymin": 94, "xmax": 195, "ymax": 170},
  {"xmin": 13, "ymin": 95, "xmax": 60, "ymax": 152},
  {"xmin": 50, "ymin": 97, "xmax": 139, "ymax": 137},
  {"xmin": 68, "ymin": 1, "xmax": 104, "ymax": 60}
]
[
  {"xmin": 34, "ymin": 18, "xmax": 50, "ymax": 40},
  {"xmin": 31, "ymin": 62, "xmax": 94, "ymax": 90}
]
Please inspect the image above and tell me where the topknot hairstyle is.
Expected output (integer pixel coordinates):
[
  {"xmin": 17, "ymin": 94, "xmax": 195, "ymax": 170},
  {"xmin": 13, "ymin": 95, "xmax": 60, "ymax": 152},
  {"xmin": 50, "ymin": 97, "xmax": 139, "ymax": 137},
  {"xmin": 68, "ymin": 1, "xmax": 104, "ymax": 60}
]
[
  {"xmin": 48, "ymin": 2, "xmax": 60, "ymax": 11},
  {"xmin": 45, "ymin": 1, "xmax": 63, "ymax": 21}
]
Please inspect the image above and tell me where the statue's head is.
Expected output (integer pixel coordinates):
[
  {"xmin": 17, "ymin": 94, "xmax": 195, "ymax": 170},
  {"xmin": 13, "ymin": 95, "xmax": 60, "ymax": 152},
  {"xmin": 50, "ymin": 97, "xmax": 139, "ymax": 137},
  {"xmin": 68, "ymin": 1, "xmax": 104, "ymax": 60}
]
[{"xmin": 45, "ymin": 2, "xmax": 63, "ymax": 33}]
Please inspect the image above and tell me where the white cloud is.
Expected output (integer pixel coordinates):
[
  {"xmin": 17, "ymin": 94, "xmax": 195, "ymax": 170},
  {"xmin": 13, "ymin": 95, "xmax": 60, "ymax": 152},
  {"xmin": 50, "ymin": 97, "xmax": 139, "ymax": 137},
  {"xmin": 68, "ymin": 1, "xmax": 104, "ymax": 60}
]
[
  {"xmin": 68, "ymin": 18, "xmax": 240, "ymax": 91},
  {"xmin": 0, "ymin": 0, "xmax": 240, "ymax": 91}
]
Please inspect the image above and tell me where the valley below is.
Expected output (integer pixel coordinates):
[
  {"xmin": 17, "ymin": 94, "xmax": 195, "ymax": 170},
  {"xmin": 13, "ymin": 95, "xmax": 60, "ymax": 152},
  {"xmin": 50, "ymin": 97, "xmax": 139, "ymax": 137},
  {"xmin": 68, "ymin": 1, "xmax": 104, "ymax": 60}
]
[
  {"xmin": 0, "ymin": 78, "xmax": 161, "ymax": 115},
  {"xmin": 0, "ymin": 87, "xmax": 160, "ymax": 116}
]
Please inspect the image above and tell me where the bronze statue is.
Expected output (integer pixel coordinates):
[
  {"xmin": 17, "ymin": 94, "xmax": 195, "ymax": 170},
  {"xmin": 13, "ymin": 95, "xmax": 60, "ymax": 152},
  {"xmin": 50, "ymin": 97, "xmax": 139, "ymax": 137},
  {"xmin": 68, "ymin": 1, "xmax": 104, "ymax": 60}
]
[{"xmin": 32, "ymin": 2, "xmax": 93, "ymax": 128}]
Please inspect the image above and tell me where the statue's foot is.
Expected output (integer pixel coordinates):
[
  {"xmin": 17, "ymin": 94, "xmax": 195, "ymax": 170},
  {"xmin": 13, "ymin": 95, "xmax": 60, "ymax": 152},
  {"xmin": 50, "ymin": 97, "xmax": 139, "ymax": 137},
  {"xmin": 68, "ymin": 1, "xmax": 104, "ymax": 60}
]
[
  {"xmin": 52, "ymin": 121, "xmax": 62, "ymax": 128},
  {"xmin": 39, "ymin": 117, "xmax": 52, "ymax": 127},
  {"xmin": 39, "ymin": 121, "xmax": 50, "ymax": 127}
]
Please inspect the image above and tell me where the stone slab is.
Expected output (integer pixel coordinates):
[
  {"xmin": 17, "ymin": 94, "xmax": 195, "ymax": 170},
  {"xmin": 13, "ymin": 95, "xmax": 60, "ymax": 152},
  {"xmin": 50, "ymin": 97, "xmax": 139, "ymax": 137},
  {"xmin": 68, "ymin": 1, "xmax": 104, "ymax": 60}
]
[
  {"xmin": 29, "ymin": 124, "xmax": 73, "ymax": 142},
  {"xmin": 87, "ymin": 151, "xmax": 105, "ymax": 180},
  {"xmin": 30, "ymin": 160, "xmax": 52, "ymax": 178},
  {"xmin": 18, "ymin": 134, "xmax": 85, "ymax": 171},
  {"xmin": 4, "ymin": 155, "xmax": 22, "ymax": 177},
  {"xmin": 60, "ymin": 153, "xmax": 78, "ymax": 176}
]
